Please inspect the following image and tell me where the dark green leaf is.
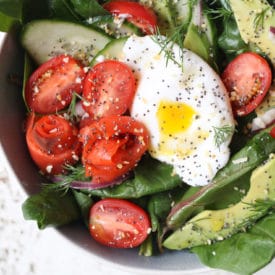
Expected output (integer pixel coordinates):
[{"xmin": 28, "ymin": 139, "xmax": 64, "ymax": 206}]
[
  {"xmin": 72, "ymin": 190, "xmax": 93, "ymax": 227},
  {"xmin": 218, "ymin": 18, "xmax": 248, "ymax": 58},
  {"xmin": 70, "ymin": 0, "xmax": 108, "ymax": 18},
  {"xmin": 192, "ymin": 213, "xmax": 275, "ymax": 274},
  {"xmin": 139, "ymin": 234, "xmax": 154, "ymax": 257},
  {"xmin": 50, "ymin": 0, "xmax": 81, "ymax": 21},
  {"xmin": 22, "ymin": 188, "xmax": 81, "ymax": 229},
  {"xmin": 86, "ymin": 155, "xmax": 183, "ymax": 199},
  {"xmin": 22, "ymin": 0, "xmax": 52, "ymax": 23},
  {"xmin": 0, "ymin": 0, "xmax": 22, "ymax": 31}
]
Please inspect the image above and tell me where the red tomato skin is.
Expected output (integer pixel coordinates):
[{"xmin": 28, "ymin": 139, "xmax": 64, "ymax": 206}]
[
  {"xmin": 25, "ymin": 55, "xmax": 86, "ymax": 114},
  {"xmin": 270, "ymin": 126, "xmax": 275, "ymax": 138},
  {"xmin": 89, "ymin": 198, "xmax": 151, "ymax": 248},
  {"xmin": 26, "ymin": 113, "xmax": 81, "ymax": 175},
  {"xmin": 79, "ymin": 115, "xmax": 149, "ymax": 185},
  {"xmin": 222, "ymin": 52, "xmax": 272, "ymax": 117},
  {"xmin": 82, "ymin": 60, "xmax": 136, "ymax": 120},
  {"xmin": 103, "ymin": 0, "xmax": 157, "ymax": 34}
]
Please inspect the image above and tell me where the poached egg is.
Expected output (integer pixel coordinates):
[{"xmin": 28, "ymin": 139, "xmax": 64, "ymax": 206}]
[{"xmin": 121, "ymin": 35, "xmax": 235, "ymax": 186}]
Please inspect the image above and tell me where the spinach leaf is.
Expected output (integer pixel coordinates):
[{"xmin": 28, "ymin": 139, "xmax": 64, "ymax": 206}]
[
  {"xmin": 22, "ymin": 188, "xmax": 81, "ymax": 229},
  {"xmin": 139, "ymin": 234, "xmax": 154, "ymax": 256},
  {"xmin": 218, "ymin": 18, "xmax": 248, "ymax": 59},
  {"xmin": 192, "ymin": 213, "xmax": 275, "ymax": 274},
  {"xmin": 22, "ymin": 0, "xmax": 52, "ymax": 23},
  {"xmin": 72, "ymin": 190, "xmax": 93, "ymax": 227},
  {"xmin": 50, "ymin": 0, "xmax": 81, "ymax": 21},
  {"xmin": 70, "ymin": 0, "xmax": 108, "ymax": 18},
  {"xmin": 148, "ymin": 192, "xmax": 174, "ymax": 232},
  {"xmin": 86, "ymin": 155, "xmax": 184, "ymax": 199},
  {"xmin": 0, "ymin": 0, "xmax": 22, "ymax": 31},
  {"xmin": 22, "ymin": 0, "xmax": 80, "ymax": 23}
]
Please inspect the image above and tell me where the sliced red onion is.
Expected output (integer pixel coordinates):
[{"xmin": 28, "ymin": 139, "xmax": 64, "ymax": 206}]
[
  {"xmin": 270, "ymin": 26, "xmax": 275, "ymax": 34},
  {"xmin": 51, "ymin": 172, "xmax": 131, "ymax": 190},
  {"xmin": 191, "ymin": 0, "xmax": 203, "ymax": 27},
  {"xmin": 75, "ymin": 101, "xmax": 87, "ymax": 117},
  {"xmin": 70, "ymin": 172, "xmax": 131, "ymax": 190}
]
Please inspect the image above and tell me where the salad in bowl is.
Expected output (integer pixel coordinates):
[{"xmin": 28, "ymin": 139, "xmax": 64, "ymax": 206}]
[{"xmin": 0, "ymin": 0, "xmax": 275, "ymax": 274}]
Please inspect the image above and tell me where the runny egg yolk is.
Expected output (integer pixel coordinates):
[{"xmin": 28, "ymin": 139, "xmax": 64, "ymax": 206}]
[
  {"xmin": 155, "ymin": 100, "xmax": 197, "ymax": 157},
  {"xmin": 157, "ymin": 100, "xmax": 196, "ymax": 136}
]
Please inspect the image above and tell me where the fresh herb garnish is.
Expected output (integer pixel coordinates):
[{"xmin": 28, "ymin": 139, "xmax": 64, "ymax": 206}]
[
  {"xmin": 67, "ymin": 92, "xmax": 81, "ymax": 121},
  {"xmin": 205, "ymin": 6, "xmax": 232, "ymax": 22},
  {"xmin": 44, "ymin": 164, "xmax": 88, "ymax": 194},
  {"xmin": 246, "ymin": 199, "xmax": 275, "ymax": 213},
  {"xmin": 151, "ymin": 25, "xmax": 186, "ymax": 71},
  {"xmin": 253, "ymin": 7, "xmax": 272, "ymax": 31},
  {"xmin": 213, "ymin": 125, "xmax": 235, "ymax": 148}
]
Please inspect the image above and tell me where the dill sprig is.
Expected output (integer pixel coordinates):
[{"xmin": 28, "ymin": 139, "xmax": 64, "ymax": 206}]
[
  {"xmin": 66, "ymin": 92, "xmax": 84, "ymax": 122},
  {"xmin": 151, "ymin": 24, "xmax": 186, "ymax": 71},
  {"xmin": 213, "ymin": 125, "xmax": 235, "ymax": 148},
  {"xmin": 44, "ymin": 164, "xmax": 88, "ymax": 194},
  {"xmin": 236, "ymin": 199, "xmax": 275, "ymax": 229},
  {"xmin": 253, "ymin": 7, "xmax": 271, "ymax": 31},
  {"xmin": 245, "ymin": 199, "xmax": 275, "ymax": 213},
  {"xmin": 204, "ymin": 6, "xmax": 232, "ymax": 21}
]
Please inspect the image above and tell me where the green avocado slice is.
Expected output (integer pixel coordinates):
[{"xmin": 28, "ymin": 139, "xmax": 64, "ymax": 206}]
[
  {"xmin": 228, "ymin": 0, "xmax": 275, "ymax": 68},
  {"xmin": 163, "ymin": 154, "xmax": 275, "ymax": 250}
]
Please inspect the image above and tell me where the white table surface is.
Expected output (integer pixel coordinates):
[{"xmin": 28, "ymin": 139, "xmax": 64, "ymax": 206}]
[{"xmin": 0, "ymin": 32, "xmax": 274, "ymax": 275}]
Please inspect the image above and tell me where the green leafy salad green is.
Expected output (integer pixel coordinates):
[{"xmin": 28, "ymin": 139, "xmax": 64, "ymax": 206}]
[{"xmin": 1, "ymin": 0, "xmax": 275, "ymax": 274}]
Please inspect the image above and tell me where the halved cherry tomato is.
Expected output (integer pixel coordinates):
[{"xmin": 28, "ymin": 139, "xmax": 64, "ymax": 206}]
[
  {"xmin": 222, "ymin": 52, "xmax": 272, "ymax": 116},
  {"xmin": 79, "ymin": 115, "xmax": 149, "ymax": 186},
  {"xmin": 82, "ymin": 60, "xmax": 136, "ymax": 120},
  {"xmin": 26, "ymin": 113, "xmax": 81, "ymax": 175},
  {"xmin": 89, "ymin": 198, "xmax": 151, "ymax": 248},
  {"xmin": 25, "ymin": 55, "xmax": 86, "ymax": 114},
  {"xmin": 103, "ymin": 0, "xmax": 157, "ymax": 34},
  {"xmin": 270, "ymin": 126, "xmax": 275, "ymax": 138}
]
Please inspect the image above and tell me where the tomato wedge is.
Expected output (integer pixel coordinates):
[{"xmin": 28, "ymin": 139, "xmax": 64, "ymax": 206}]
[
  {"xmin": 25, "ymin": 55, "xmax": 86, "ymax": 114},
  {"xmin": 82, "ymin": 60, "xmax": 136, "ymax": 120},
  {"xmin": 270, "ymin": 126, "xmax": 275, "ymax": 138},
  {"xmin": 89, "ymin": 198, "xmax": 151, "ymax": 248},
  {"xmin": 26, "ymin": 113, "xmax": 81, "ymax": 175},
  {"xmin": 103, "ymin": 0, "xmax": 157, "ymax": 34},
  {"xmin": 79, "ymin": 115, "xmax": 149, "ymax": 186},
  {"xmin": 221, "ymin": 52, "xmax": 272, "ymax": 116}
]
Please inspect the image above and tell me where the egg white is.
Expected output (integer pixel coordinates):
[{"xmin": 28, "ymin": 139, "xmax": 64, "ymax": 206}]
[{"xmin": 121, "ymin": 35, "xmax": 235, "ymax": 186}]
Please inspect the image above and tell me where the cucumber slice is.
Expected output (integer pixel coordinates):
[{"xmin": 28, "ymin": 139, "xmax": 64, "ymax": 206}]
[
  {"xmin": 190, "ymin": 1, "xmax": 217, "ymax": 47},
  {"xmin": 88, "ymin": 15, "xmax": 142, "ymax": 38},
  {"xmin": 173, "ymin": 0, "xmax": 192, "ymax": 29},
  {"xmin": 21, "ymin": 19, "xmax": 112, "ymax": 65},
  {"xmin": 183, "ymin": 0, "xmax": 218, "ymax": 69},
  {"xmin": 92, "ymin": 37, "xmax": 127, "ymax": 65}
]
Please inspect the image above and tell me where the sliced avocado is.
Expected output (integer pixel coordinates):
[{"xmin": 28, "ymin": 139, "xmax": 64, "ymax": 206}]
[
  {"xmin": 172, "ymin": 0, "xmax": 192, "ymax": 29},
  {"xmin": 163, "ymin": 154, "xmax": 275, "ymax": 250},
  {"xmin": 228, "ymin": 0, "xmax": 275, "ymax": 68}
]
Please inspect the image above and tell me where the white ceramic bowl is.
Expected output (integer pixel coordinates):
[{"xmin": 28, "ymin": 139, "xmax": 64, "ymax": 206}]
[
  {"xmin": 0, "ymin": 30, "xmax": 273, "ymax": 275},
  {"xmin": 0, "ymin": 30, "xmax": 208, "ymax": 274}
]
